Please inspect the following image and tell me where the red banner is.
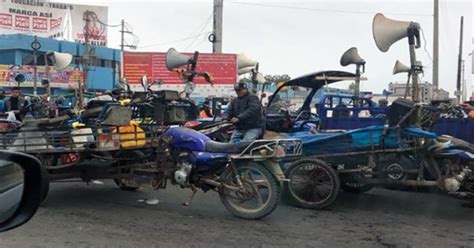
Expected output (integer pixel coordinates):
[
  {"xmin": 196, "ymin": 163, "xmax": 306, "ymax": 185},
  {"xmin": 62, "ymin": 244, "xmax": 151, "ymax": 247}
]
[
  {"xmin": 14, "ymin": 15, "xmax": 29, "ymax": 29},
  {"xmin": 32, "ymin": 17, "xmax": 47, "ymax": 31},
  {"xmin": 0, "ymin": 14, "xmax": 12, "ymax": 27},
  {"xmin": 50, "ymin": 17, "xmax": 62, "ymax": 30},
  {"xmin": 123, "ymin": 52, "xmax": 237, "ymax": 85}
]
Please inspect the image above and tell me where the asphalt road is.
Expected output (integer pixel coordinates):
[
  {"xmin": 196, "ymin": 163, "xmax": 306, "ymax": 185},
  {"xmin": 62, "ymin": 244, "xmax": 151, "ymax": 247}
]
[{"xmin": 1, "ymin": 181, "xmax": 473, "ymax": 248}]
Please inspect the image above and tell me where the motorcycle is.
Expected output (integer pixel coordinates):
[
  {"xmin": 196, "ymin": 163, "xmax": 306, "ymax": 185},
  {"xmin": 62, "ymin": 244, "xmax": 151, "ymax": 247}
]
[{"xmin": 151, "ymin": 126, "xmax": 302, "ymax": 219}]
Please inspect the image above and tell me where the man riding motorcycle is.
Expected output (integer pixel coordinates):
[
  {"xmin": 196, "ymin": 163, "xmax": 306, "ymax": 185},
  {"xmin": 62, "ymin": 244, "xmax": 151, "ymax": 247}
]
[{"xmin": 225, "ymin": 82, "xmax": 264, "ymax": 143}]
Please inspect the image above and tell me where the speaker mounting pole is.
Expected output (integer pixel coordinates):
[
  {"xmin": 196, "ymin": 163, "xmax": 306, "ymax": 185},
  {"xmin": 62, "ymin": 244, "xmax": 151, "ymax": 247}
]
[
  {"xmin": 456, "ymin": 16, "xmax": 464, "ymax": 104},
  {"xmin": 30, "ymin": 36, "xmax": 41, "ymax": 96},
  {"xmin": 407, "ymin": 25, "xmax": 421, "ymax": 102},
  {"xmin": 354, "ymin": 64, "xmax": 362, "ymax": 105}
]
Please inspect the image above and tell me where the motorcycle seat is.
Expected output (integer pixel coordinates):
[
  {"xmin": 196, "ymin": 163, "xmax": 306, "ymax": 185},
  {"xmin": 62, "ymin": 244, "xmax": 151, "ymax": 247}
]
[{"xmin": 205, "ymin": 140, "xmax": 252, "ymax": 154}]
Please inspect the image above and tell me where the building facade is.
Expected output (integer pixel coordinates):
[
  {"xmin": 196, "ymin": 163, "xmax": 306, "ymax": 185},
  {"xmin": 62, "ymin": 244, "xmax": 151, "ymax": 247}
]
[
  {"xmin": 0, "ymin": 34, "xmax": 120, "ymax": 94},
  {"xmin": 388, "ymin": 81, "xmax": 450, "ymax": 102}
]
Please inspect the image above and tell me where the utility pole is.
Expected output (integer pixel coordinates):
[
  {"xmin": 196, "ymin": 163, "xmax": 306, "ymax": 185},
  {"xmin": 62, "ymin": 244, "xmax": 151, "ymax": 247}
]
[
  {"xmin": 79, "ymin": 10, "xmax": 94, "ymax": 107},
  {"xmin": 461, "ymin": 59, "xmax": 465, "ymax": 102},
  {"xmin": 432, "ymin": 0, "xmax": 439, "ymax": 89},
  {"xmin": 120, "ymin": 19, "xmax": 125, "ymax": 52},
  {"xmin": 456, "ymin": 16, "xmax": 464, "ymax": 104},
  {"xmin": 212, "ymin": 0, "xmax": 223, "ymax": 53}
]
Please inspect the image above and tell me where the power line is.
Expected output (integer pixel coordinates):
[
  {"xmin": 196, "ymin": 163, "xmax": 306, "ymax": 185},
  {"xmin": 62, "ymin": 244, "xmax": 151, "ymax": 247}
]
[
  {"xmin": 421, "ymin": 28, "xmax": 434, "ymax": 67},
  {"xmin": 139, "ymin": 32, "xmax": 210, "ymax": 49},
  {"xmin": 184, "ymin": 13, "xmax": 213, "ymax": 51},
  {"xmin": 96, "ymin": 18, "xmax": 121, "ymax": 28},
  {"xmin": 231, "ymin": 2, "xmax": 433, "ymax": 17}
]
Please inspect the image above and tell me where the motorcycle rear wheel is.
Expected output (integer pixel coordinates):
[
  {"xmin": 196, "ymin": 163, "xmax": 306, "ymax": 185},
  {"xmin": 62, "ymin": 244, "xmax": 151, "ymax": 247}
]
[{"xmin": 218, "ymin": 162, "xmax": 280, "ymax": 220}]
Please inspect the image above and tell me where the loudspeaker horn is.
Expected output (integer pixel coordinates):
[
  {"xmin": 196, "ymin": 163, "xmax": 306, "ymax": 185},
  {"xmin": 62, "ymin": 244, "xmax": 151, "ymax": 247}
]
[
  {"xmin": 238, "ymin": 66, "xmax": 255, "ymax": 75},
  {"xmin": 372, "ymin": 13, "xmax": 420, "ymax": 52},
  {"xmin": 392, "ymin": 60, "xmax": 411, "ymax": 75},
  {"xmin": 237, "ymin": 53, "xmax": 258, "ymax": 71},
  {"xmin": 14, "ymin": 74, "xmax": 25, "ymax": 83},
  {"xmin": 165, "ymin": 48, "xmax": 193, "ymax": 71},
  {"xmin": 46, "ymin": 51, "xmax": 73, "ymax": 70},
  {"xmin": 340, "ymin": 47, "xmax": 365, "ymax": 66}
]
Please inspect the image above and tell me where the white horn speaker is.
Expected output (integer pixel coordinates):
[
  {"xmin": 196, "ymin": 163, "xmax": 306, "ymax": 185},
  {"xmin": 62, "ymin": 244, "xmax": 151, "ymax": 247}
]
[
  {"xmin": 340, "ymin": 47, "xmax": 365, "ymax": 66},
  {"xmin": 238, "ymin": 66, "xmax": 255, "ymax": 75},
  {"xmin": 46, "ymin": 51, "xmax": 73, "ymax": 70},
  {"xmin": 237, "ymin": 53, "xmax": 258, "ymax": 71},
  {"xmin": 372, "ymin": 13, "xmax": 419, "ymax": 52},
  {"xmin": 165, "ymin": 48, "xmax": 193, "ymax": 71},
  {"xmin": 392, "ymin": 60, "xmax": 411, "ymax": 75}
]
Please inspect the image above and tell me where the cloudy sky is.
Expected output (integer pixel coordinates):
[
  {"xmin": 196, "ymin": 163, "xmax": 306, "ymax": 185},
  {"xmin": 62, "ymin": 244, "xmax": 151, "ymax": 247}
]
[{"xmin": 64, "ymin": 0, "xmax": 473, "ymax": 95}]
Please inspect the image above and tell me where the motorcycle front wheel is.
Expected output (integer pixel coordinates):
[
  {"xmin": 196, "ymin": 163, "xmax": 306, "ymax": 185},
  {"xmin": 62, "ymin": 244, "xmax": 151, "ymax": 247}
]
[{"xmin": 218, "ymin": 162, "xmax": 280, "ymax": 220}]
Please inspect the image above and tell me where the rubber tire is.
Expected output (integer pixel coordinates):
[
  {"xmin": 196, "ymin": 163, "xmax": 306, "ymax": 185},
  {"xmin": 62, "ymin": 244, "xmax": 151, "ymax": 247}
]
[
  {"xmin": 113, "ymin": 150, "xmax": 145, "ymax": 191},
  {"xmin": 340, "ymin": 182, "xmax": 374, "ymax": 194},
  {"xmin": 219, "ymin": 162, "xmax": 280, "ymax": 220},
  {"xmin": 381, "ymin": 155, "xmax": 417, "ymax": 191},
  {"xmin": 285, "ymin": 159, "xmax": 340, "ymax": 210},
  {"xmin": 113, "ymin": 178, "xmax": 139, "ymax": 191}
]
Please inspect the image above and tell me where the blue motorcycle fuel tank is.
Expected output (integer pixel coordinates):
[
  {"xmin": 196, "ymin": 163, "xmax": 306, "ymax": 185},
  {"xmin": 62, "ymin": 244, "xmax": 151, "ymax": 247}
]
[
  {"xmin": 164, "ymin": 127, "xmax": 228, "ymax": 172},
  {"xmin": 165, "ymin": 127, "xmax": 210, "ymax": 152}
]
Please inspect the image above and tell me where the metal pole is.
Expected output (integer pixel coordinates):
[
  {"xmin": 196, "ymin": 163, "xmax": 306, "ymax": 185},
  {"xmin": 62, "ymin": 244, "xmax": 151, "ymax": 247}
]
[
  {"xmin": 409, "ymin": 44, "xmax": 419, "ymax": 102},
  {"xmin": 212, "ymin": 0, "xmax": 223, "ymax": 53},
  {"xmin": 461, "ymin": 59, "xmax": 465, "ymax": 102},
  {"xmin": 432, "ymin": 0, "xmax": 439, "ymax": 89},
  {"xmin": 354, "ymin": 64, "xmax": 361, "ymax": 106},
  {"xmin": 120, "ymin": 19, "xmax": 125, "ymax": 52},
  {"xmin": 31, "ymin": 36, "xmax": 41, "ymax": 96},
  {"xmin": 33, "ymin": 47, "xmax": 38, "ymax": 96},
  {"xmin": 456, "ymin": 16, "xmax": 464, "ymax": 104},
  {"xmin": 82, "ymin": 11, "xmax": 92, "ymax": 92}
]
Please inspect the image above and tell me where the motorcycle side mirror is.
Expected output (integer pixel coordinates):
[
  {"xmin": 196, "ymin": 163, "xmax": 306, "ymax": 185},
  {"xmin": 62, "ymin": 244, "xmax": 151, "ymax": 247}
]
[{"xmin": 0, "ymin": 151, "xmax": 45, "ymax": 233}]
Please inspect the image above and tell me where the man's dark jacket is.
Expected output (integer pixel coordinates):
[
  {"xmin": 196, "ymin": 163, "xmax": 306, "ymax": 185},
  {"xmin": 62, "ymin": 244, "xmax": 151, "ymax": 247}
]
[{"xmin": 226, "ymin": 93, "xmax": 264, "ymax": 130}]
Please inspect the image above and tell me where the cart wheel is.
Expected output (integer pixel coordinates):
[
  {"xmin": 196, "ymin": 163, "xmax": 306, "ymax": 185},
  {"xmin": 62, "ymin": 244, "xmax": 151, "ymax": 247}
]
[
  {"xmin": 113, "ymin": 150, "xmax": 146, "ymax": 191},
  {"xmin": 340, "ymin": 181, "xmax": 374, "ymax": 193},
  {"xmin": 381, "ymin": 155, "xmax": 417, "ymax": 191},
  {"xmin": 285, "ymin": 159, "xmax": 340, "ymax": 210},
  {"xmin": 114, "ymin": 178, "xmax": 139, "ymax": 191},
  {"xmin": 339, "ymin": 172, "xmax": 374, "ymax": 193}
]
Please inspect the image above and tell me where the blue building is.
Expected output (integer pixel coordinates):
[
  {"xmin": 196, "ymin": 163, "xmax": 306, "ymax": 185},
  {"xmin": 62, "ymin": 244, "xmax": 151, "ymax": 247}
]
[{"xmin": 0, "ymin": 34, "xmax": 120, "ymax": 94}]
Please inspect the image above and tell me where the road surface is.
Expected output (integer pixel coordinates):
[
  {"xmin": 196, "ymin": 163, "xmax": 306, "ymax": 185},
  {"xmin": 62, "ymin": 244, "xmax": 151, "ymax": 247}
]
[{"xmin": 1, "ymin": 181, "xmax": 473, "ymax": 248}]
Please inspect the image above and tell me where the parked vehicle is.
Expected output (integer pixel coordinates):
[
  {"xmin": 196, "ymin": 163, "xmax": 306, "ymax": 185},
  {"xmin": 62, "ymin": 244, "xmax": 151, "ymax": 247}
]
[{"xmin": 265, "ymin": 71, "xmax": 474, "ymax": 209}]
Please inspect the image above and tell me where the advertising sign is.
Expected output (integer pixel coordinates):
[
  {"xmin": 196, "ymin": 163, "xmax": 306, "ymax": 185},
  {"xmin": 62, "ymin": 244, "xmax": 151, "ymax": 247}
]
[
  {"xmin": 122, "ymin": 51, "xmax": 238, "ymax": 97},
  {"xmin": 0, "ymin": 64, "xmax": 83, "ymax": 89},
  {"xmin": 0, "ymin": 0, "xmax": 108, "ymax": 46},
  {"xmin": 123, "ymin": 52, "xmax": 237, "ymax": 85}
]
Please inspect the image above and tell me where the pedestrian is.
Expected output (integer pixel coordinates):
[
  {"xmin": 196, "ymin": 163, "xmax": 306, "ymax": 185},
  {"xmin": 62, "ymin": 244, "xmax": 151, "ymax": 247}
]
[
  {"xmin": 199, "ymin": 99, "xmax": 213, "ymax": 119},
  {"xmin": 32, "ymin": 93, "xmax": 51, "ymax": 118},
  {"xmin": 225, "ymin": 82, "xmax": 264, "ymax": 143},
  {"xmin": 4, "ymin": 87, "xmax": 28, "ymax": 121},
  {"xmin": 0, "ymin": 89, "xmax": 5, "ymax": 113}
]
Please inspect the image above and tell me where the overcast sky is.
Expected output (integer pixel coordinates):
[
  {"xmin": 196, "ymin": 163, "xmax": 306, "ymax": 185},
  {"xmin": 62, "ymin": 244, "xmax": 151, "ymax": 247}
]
[{"xmin": 64, "ymin": 0, "xmax": 473, "ymax": 95}]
